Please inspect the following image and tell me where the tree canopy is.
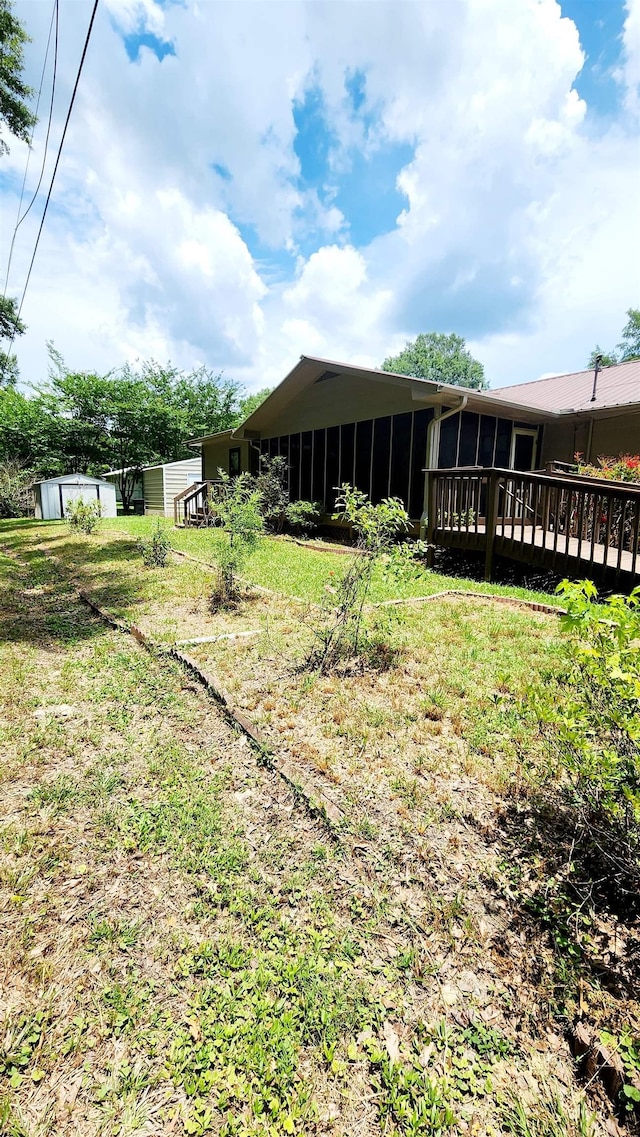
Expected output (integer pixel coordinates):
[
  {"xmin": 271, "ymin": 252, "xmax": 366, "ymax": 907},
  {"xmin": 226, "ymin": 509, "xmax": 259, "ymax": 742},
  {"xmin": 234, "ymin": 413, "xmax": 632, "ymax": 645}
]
[
  {"xmin": 382, "ymin": 332, "xmax": 487, "ymax": 390},
  {"xmin": 588, "ymin": 308, "xmax": 640, "ymax": 368},
  {"xmin": 0, "ymin": 352, "xmax": 272, "ymax": 508},
  {"xmin": 0, "ymin": 0, "xmax": 37, "ymax": 155}
]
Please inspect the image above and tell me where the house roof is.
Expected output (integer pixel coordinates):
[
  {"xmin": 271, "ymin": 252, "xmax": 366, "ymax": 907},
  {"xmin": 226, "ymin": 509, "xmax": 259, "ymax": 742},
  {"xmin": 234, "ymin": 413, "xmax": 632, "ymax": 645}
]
[
  {"xmin": 198, "ymin": 356, "xmax": 549, "ymax": 445},
  {"xmin": 32, "ymin": 473, "xmax": 114, "ymax": 487},
  {"xmin": 492, "ymin": 358, "xmax": 640, "ymax": 415},
  {"xmin": 188, "ymin": 355, "xmax": 640, "ymax": 451}
]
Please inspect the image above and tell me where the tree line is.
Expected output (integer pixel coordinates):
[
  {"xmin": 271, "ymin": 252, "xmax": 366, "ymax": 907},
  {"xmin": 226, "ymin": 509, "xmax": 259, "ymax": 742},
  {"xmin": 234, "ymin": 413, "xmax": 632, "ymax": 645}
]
[{"xmin": 0, "ymin": 349, "xmax": 272, "ymax": 509}]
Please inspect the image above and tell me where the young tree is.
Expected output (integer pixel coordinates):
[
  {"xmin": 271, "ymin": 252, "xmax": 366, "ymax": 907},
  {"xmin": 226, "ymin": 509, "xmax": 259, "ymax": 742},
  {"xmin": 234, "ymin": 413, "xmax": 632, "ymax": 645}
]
[
  {"xmin": 0, "ymin": 0, "xmax": 37, "ymax": 156},
  {"xmin": 306, "ymin": 486, "xmax": 411, "ymax": 672},
  {"xmin": 382, "ymin": 332, "xmax": 487, "ymax": 390},
  {"xmin": 208, "ymin": 471, "xmax": 264, "ymax": 605}
]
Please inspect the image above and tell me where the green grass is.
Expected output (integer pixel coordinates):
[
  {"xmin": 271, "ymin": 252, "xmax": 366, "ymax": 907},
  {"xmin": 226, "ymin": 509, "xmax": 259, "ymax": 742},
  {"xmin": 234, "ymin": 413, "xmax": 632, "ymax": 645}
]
[
  {"xmin": 97, "ymin": 515, "xmax": 562, "ymax": 607},
  {"xmin": 0, "ymin": 518, "xmax": 621, "ymax": 1136}
]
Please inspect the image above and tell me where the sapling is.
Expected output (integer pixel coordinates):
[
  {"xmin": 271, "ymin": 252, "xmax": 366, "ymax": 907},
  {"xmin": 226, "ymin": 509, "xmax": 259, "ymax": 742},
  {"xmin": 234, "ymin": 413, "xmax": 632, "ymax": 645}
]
[{"xmin": 209, "ymin": 470, "xmax": 264, "ymax": 605}]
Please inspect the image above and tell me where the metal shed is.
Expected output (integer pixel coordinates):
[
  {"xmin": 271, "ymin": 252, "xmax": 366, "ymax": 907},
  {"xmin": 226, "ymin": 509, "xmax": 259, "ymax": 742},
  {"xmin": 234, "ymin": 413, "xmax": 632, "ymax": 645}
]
[
  {"xmin": 33, "ymin": 473, "xmax": 117, "ymax": 520},
  {"xmin": 103, "ymin": 457, "xmax": 202, "ymax": 517}
]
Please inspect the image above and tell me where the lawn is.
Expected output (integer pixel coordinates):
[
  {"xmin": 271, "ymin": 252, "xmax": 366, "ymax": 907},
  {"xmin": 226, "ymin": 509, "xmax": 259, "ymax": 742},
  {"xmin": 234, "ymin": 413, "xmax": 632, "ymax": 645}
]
[{"xmin": 0, "ymin": 517, "xmax": 635, "ymax": 1137}]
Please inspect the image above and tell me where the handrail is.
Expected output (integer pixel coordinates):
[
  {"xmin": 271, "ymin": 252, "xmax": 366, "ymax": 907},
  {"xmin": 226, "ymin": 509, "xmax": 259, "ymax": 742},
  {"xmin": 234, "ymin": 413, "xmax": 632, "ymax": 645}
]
[{"xmin": 424, "ymin": 466, "xmax": 640, "ymax": 585}]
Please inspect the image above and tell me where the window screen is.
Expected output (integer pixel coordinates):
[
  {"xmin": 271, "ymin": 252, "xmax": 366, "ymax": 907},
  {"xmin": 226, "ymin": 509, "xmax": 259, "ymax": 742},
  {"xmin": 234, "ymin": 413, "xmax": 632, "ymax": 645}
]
[{"xmin": 354, "ymin": 419, "xmax": 373, "ymax": 497}]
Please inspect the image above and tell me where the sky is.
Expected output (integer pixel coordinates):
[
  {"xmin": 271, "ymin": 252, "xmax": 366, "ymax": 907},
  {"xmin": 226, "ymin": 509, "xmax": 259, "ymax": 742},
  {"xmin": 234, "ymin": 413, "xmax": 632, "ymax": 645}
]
[{"xmin": 1, "ymin": 0, "xmax": 639, "ymax": 393}]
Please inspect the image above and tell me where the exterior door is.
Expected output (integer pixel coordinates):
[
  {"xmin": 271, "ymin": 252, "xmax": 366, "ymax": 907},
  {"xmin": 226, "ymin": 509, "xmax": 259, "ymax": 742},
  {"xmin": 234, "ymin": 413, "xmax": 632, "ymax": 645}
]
[{"xmin": 510, "ymin": 428, "xmax": 537, "ymax": 471}]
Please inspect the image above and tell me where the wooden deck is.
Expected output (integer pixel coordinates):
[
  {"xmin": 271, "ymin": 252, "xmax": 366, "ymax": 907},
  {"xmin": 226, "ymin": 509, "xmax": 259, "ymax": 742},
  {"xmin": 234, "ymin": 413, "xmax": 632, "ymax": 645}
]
[{"xmin": 425, "ymin": 467, "xmax": 640, "ymax": 586}]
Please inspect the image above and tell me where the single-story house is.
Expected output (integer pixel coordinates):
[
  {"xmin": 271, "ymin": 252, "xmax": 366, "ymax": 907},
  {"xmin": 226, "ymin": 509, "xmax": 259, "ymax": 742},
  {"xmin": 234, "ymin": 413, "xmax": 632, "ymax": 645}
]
[
  {"xmin": 103, "ymin": 457, "xmax": 202, "ymax": 517},
  {"xmin": 188, "ymin": 355, "xmax": 640, "ymax": 522},
  {"xmin": 33, "ymin": 473, "xmax": 117, "ymax": 520}
]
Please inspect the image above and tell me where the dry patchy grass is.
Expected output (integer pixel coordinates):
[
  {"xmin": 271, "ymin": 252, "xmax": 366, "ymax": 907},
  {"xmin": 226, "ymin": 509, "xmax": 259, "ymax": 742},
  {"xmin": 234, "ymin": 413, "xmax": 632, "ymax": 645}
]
[{"xmin": 0, "ymin": 519, "xmax": 633, "ymax": 1137}]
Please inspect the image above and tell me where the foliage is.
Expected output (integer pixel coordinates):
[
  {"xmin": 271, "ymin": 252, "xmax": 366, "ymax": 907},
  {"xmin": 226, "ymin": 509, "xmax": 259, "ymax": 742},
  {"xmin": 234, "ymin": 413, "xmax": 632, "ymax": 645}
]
[
  {"xmin": 234, "ymin": 386, "xmax": 274, "ymax": 423},
  {"xmin": 532, "ymin": 580, "xmax": 640, "ymax": 894},
  {"xmin": 66, "ymin": 497, "xmax": 102, "ymax": 535},
  {"xmin": 587, "ymin": 347, "xmax": 619, "ymax": 369},
  {"xmin": 499, "ymin": 1086, "xmax": 595, "ymax": 1137},
  {"xmin": 254, "ymin": 454, "xmax": 289, "ymax": 532},
  {"xmin": 619, "ymin": 307, "xmax": 640, "ymax": 361},
  {"xmin": 306, "ymin": 485, "xmax": 412, "ymax": 672},
  {"xmin": 599, "ymin": 1029, "xmax": 640, "ymax": 1114},
  {"xmin": 0, "ymin": 461, "xmax": 33, "ymax": 517},
  {"xmin": 0, "ymin": 349, "xmax": 263, "ymax": 493},
  {"xmin": 284, "ymin": 499, "xmax": 321, "ymax": 537},
  {"xmin": 587, "ymin": 308, "xmax": 640, "ymax": 368},
  {"xmin": 382, "ymin": 331, "xmax": 487, "ymax": 390},
  {"xmin": 0, "ymin": 297, "xmax": 26, "ymax": 386},
  {"xmin": 576, "ymin": 453, "xmax": 640, "ymax": 485},
  {"xmin": 208, "ymin": 471, "xmax": 264, "ymax": 604},
  {"xmin": 137, "ymin": 520, "xmax": 172, "ymax": 568},
  {"xmin": 0, "ymin": 0, "xmax": 36, "ymax": 156}
]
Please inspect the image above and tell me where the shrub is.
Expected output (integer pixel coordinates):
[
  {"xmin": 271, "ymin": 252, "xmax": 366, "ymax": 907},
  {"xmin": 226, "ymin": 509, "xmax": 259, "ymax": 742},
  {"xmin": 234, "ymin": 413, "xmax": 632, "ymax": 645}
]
[
  {"xmin": 306, "ymin": 485, "xmax": 413, "ymax": 672},
  {"xmin": 66, "ymin": 497, "xmax": 102, "ymax": 534},
  {"xmin": 284, "ymin": 499, "xmax": 321, "ymax": 537},
  {"xmin": 532, "ymin": 579, "xmax": 640, "ymax": 896},
  {"xmin": 209, "ymin": 471, "xmax": 264, "ymax": 605},
  {"xmin": 137, "ymin": 520, "xmax": 172, "ymax": 567},
  {"xmin": 255, "ymin": 454, "xmax": 289, "ymax": 532},
  {"xmin": 0, "ymin": 461, "xmax": 34, "ymax": 518},
  {"xmin": 576, "ymin": 453, "xmax": 640, "ymax": 485}
]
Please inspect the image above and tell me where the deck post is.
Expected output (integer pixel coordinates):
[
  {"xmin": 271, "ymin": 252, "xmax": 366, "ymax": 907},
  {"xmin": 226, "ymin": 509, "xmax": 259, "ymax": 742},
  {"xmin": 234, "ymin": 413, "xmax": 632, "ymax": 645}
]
[
  {"xmin": 484, "ymin": 470, "xmax": 500, "ymax": 582},
  {"xmin": 421, "ymin": 470, "xmax": 437, "ymax": 567}
]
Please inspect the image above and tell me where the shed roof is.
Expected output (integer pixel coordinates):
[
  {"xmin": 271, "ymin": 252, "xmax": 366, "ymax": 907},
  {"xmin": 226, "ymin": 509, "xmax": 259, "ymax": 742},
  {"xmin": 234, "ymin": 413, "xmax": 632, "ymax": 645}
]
[
  {"xmin": 103, "ymin": 457, "xmax": 202, "ymax": 477},
  {"xmin": 32, "ymin": 473, "xmax": 114, "ymax": 487},
  {"xmin": 492, "ymin": 358, "xmax": 640, "ymax": 414}
]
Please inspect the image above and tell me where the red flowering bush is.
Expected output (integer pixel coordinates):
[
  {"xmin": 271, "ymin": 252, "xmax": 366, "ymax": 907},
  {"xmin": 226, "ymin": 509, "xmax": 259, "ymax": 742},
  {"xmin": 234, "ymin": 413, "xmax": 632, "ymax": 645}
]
[{"xmin": 576, "ymin": 453, "xmax": 640, "ymax": 485}]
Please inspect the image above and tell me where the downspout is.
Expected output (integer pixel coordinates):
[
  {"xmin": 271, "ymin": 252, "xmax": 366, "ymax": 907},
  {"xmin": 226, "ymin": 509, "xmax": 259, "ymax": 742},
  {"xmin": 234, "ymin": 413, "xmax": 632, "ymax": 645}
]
[{"xmin": 420, "ymin": 394, "xmax": 468, "ymax": 537}]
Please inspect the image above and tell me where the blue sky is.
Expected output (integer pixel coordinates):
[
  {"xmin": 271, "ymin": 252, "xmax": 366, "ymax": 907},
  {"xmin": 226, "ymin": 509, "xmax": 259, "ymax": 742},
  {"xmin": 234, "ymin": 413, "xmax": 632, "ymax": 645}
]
[{"xmin": 3, "ymin": 0, "xmax": 639, "ymax": 390}]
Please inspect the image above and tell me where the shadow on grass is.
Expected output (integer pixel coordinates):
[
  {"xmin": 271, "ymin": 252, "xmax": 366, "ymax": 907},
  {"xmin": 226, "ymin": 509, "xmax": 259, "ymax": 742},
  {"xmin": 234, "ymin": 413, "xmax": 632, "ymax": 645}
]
[
  {"xmin": 0, "ymin": 525, "xmax": 148, "ymax": 650},
  {"xmin": 492, "ymin": 796, "xmax": 639, "ymax": 996}
]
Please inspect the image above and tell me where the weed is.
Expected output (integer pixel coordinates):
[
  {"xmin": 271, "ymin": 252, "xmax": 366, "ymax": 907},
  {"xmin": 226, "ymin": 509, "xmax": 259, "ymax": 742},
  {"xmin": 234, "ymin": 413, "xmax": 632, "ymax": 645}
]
[
  {"xmin": 66, "ymin": 497, "xmax": 102, "ymax": 534},
  {"xmin": 137, "ymin": 519, "xmax": 172, "ymax": 567},
  {"xmin": 499, "ymin": 1086, "xmax": 595, "ymax": 1136}
]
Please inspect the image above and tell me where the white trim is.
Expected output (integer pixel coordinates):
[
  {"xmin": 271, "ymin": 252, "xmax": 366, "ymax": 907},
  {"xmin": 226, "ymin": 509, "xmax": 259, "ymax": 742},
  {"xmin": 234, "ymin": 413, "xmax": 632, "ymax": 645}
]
[{"xmin": 509, "ymin": 427, "xmax": 539, "ymax": 470}]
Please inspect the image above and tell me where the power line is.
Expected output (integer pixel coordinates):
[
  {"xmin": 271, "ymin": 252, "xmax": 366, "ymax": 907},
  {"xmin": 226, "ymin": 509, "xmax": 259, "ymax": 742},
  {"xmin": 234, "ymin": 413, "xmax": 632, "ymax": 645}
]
[
  {"xmin": 3, "ymin": 0, "xmax": 59, "ymax": 296},
  {"xmin": 6, "ymin": 0, "xmax": 100, "ymax": 354}
]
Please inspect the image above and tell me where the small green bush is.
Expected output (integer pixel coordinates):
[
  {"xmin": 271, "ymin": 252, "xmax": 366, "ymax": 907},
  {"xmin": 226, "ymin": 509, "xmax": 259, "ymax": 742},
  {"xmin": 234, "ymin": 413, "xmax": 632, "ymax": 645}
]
[
  {"xmin": 306, "ymin": 485, "xmax": 411, "ymax": 672},
  {"xmin": 66, "ymin": 497, "xmax": 102, "ymax": 534},
  {"xmin": 284, "ymin": 499, "xmax": 321, "ymax": 537},
  {"xmin": 255, "ymin": 454, "xmax": 289, "ymax": 532},
  {"xmin": 137, "ymin": 520, "xmax": 172, "ymax": 567},
  {"xmin": 209, "ymin": 471, "xmax": 264, "ymax": 605},
  {"xmin": 533, "ymin": 579, "xmax": 640, "ymax": 893}
]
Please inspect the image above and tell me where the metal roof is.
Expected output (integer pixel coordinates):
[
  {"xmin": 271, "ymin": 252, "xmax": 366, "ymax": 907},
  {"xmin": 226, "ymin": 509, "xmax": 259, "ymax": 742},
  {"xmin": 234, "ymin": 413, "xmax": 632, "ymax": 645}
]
[
  {"xmin": 32, "ymin": 473, "xmax": 114, "ymax": 486},
  {"xmin": 492, "ymin": 358, "xmax": 640, "ymax": 414}
]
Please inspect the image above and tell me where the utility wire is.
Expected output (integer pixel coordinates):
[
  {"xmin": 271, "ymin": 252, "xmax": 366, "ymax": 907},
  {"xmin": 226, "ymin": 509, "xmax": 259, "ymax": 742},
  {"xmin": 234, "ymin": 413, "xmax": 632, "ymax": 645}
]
[
  {"xmin": 5, "ymin": 0, "xmax": 100, "ymax": 353},
  {"xmin": 3, "ymin": 0, "xmax": 59, "ymax": 297}
]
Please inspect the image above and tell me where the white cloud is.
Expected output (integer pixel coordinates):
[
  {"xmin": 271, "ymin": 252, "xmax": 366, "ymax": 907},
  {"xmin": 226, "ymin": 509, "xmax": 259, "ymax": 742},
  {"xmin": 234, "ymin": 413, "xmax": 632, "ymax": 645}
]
[{"xmin": 3, "ymin": 0, "xmax": 639, "ymax": 395}]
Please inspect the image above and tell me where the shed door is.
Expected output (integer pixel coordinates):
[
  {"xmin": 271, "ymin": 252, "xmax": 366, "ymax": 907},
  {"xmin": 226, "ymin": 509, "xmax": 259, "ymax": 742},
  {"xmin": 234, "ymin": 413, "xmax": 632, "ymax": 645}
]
[{"xmin": 61, "ymin": 484, "xmax": 99, "ymax": 516}]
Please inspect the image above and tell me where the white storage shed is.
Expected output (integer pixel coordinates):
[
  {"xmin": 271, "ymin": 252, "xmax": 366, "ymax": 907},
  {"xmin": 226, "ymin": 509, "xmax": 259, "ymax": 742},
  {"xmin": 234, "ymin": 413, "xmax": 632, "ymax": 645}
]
[
  {"xmin": 33, "ymin": 473, "xmax": 118, "ymax": 520},
  {"xmin": 103, "ymin": 457, "xmax": 202, "ymax": 517}
]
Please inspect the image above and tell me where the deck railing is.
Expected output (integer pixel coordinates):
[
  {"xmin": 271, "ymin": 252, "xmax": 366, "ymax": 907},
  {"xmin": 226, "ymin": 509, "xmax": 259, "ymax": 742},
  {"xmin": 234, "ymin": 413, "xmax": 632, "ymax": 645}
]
[
  {"xmin": 173, "ymin": 480, "xmax": 222, "ymax": 527},
  {"xmin": 424, "ymin": 467, "xmax": 640, "ymax": 584}
]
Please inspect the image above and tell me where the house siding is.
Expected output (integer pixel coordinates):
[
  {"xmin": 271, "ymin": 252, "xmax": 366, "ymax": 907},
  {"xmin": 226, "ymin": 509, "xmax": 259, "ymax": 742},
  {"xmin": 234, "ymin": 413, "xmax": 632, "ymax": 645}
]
[{"xmin": 202, "ymin": 439, "xmax": 252, "ymax": 481}]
